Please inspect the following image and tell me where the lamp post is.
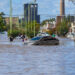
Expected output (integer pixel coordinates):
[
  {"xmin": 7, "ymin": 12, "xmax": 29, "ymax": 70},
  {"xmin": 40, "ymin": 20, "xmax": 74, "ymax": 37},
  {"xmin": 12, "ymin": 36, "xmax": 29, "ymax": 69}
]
[
  {"xmin": 31, "ymin": 4, "xmax": 33, "ymax": 31},
  {"xmin": 34, "ymin": 0, "xmax": 36, "ymax": 37},
  {"xmin": 10, "ymin": 0, "xmax": 12, "ymax": 34},
  {"xmin": 24, "ymin": 10, "xmax": 27, "ymax": 35}
]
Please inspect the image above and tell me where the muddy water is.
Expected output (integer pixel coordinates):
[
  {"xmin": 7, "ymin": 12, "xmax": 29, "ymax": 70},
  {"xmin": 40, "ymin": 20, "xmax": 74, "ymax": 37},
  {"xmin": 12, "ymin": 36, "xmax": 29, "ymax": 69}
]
[{"xmin": 0, "ymin": 33, "xmax": 75, "ymax": 75}]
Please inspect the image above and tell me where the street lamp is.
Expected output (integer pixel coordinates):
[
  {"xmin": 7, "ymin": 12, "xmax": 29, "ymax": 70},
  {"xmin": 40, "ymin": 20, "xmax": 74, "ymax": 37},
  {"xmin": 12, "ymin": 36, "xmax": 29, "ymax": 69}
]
[
  {"xmin": 10, "ymin": 0, "xmax": 12, "ymax": 34},
  {"xmin": 34, "ymin": 0, "xmax": 36, "ymax": 37}
]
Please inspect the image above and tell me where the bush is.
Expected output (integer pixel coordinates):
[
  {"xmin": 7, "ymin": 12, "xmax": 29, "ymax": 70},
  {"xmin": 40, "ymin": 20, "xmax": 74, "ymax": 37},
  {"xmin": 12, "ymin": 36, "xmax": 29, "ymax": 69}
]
[{"xmin": 8, "ymin": 30, "xmax": 19, "ymax": 38}]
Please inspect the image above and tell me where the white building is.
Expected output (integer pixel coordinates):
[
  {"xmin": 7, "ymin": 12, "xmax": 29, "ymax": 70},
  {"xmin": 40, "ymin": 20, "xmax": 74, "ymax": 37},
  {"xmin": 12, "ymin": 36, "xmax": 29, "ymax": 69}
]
[
  {"xmin": 40, "ymin": 21, "xmax": 56, "ymax": 32},
  {"xmin": 67, "ymin": 22, "xmax": 75, "ymax": 40},
  {"xmin": 71, "ymin": 22, "xmax": 75, "ymax": 34}
]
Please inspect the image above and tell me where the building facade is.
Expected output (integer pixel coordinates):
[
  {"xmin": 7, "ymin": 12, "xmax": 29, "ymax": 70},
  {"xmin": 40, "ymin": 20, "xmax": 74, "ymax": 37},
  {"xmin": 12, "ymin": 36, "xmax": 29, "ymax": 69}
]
[
  {"xmin": 24, "ymin": 3, "xmax": 40, "ymax": 24},
  {"xmin": 5, "ymin": 17, "xmax": 19, "ymax": 26}
]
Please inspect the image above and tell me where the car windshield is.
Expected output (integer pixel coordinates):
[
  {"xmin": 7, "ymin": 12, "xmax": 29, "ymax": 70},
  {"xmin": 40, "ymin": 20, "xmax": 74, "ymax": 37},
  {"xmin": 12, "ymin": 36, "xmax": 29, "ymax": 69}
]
[{"xmin": 31, "ymin": 36, "xmax": 43, "ymax": 41}]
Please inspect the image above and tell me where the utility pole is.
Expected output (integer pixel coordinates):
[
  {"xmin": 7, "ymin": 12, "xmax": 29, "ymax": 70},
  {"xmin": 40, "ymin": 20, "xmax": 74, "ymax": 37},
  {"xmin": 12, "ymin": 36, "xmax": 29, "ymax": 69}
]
[
  {"xmin": 31, "ymin": 4, "xmax": 32, "ymax": 31},
  {"xmin": 28, "ymin": 4, "xmax": 30, "ymax": 32},
  {"xmin": 34, "ymin": 0, "xmax": 36, "ymax": 37},
  {"xmin": 25, "ymin": 10, "xmax": 27, "ymax": 35},
  {"xmin": 10, "ymin": 0, "xmax": 12, "ymax": 34}
]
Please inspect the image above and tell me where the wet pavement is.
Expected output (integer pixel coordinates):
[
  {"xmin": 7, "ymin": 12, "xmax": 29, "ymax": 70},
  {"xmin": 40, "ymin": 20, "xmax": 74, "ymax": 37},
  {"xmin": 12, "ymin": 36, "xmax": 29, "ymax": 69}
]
[{"xmin": 0, "ymin": 33, "xmax": 75, "ymax": 75}]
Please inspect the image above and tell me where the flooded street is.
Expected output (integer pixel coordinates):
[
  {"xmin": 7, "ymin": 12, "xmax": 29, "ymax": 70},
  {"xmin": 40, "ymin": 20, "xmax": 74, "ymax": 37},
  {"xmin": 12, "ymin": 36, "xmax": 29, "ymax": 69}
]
[{"xmin": 0, "ymin": 33, "xmax": 75, "ymax": 75}]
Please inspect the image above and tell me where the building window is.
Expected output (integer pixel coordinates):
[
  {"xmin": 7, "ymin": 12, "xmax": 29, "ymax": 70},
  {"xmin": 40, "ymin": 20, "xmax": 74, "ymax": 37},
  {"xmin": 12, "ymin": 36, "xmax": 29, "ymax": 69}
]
[
  {"xmin": 35, "ymin": 5, "xmax": 37, "ymax": 7},
  {"xmin": 31, "ymin": 5, "xmax": 33, "ymax": 8}
]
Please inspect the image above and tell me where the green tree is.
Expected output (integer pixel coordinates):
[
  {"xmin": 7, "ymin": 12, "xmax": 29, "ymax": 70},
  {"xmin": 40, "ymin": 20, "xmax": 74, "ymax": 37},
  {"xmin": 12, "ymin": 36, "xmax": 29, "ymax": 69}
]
[
  {"xmin": 7, "ymin": 20, "xmax": 40, "ymax": 38},
  {"xmin": 56, "ymin": 19, "xmax": 69, "ymax": 36},
  {"xmin": 41, "ymin": 18, "xmax": 55, "ymax": 25},
  {"xmin": 0, "ymin": 12, "xmax": 6, "ymax": 32},
  {"xmin": 25, "ymin": 21, "xmax": 40, "ymax": 38}
]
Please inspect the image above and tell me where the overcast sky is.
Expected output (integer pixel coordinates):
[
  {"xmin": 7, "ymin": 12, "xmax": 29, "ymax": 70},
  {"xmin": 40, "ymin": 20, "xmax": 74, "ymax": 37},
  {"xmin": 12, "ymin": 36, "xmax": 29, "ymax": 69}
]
[{"xmin": 0, "ymin": 0, "xmax": 75, "ymax": 20}]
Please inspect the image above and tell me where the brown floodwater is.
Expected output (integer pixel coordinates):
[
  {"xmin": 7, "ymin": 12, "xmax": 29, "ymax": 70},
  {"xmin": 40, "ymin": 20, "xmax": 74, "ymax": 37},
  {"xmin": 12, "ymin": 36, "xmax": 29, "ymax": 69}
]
[{"xmin": 0, "ymin": 33, "xmax": 75, "ymax": 75}]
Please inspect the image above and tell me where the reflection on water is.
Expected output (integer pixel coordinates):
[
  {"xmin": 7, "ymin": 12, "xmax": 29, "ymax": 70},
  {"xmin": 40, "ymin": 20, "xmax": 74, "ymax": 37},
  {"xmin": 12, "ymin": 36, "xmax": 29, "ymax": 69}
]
[{"xmin": 0, "ymin": 33, "xmax": 75, "ymax": 75}]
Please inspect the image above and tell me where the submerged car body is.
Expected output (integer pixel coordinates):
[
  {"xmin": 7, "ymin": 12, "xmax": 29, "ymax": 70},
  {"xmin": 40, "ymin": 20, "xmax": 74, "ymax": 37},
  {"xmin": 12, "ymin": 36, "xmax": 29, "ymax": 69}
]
[{"xmin": 33, "ymin": 36, "xmax": 59, "ymax": 45}]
